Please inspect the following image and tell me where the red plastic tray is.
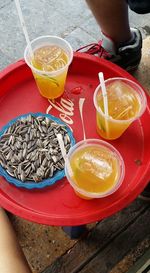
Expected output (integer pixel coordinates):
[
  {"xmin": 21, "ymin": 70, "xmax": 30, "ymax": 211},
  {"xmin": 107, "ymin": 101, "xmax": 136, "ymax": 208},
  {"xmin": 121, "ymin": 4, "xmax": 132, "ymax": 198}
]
[{"xmin": 0, "ymin": 52, "xmax": 150, "ymax": 226}]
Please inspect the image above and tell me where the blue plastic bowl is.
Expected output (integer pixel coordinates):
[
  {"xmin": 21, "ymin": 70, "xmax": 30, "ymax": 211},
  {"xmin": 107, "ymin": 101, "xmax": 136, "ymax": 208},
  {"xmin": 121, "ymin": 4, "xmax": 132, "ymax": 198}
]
[{"xmin": 0, "ymin": 112, "xmax": 75, "ymax": 189}]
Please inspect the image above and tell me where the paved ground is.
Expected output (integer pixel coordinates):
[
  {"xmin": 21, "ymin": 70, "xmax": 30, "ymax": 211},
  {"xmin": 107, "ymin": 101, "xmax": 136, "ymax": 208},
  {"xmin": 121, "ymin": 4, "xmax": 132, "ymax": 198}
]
[
  {"xmin": 0, "ymin": 1, "xmax": 150, "ymax": 273},
  {"xmin": 0, "ymin": 0, "xmax": 150, "ymax": 71}
]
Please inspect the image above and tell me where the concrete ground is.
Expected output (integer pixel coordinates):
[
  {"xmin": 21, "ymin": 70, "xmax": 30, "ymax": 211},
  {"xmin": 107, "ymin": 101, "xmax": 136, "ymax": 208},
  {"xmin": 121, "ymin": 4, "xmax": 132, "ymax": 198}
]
[
  {"xmin": 0, "ymin": 1, "xmax": 150, "ymax": 272},
  {"xmin": 0, "ymin": 0, "xmax": 150, "ymax": 70}
]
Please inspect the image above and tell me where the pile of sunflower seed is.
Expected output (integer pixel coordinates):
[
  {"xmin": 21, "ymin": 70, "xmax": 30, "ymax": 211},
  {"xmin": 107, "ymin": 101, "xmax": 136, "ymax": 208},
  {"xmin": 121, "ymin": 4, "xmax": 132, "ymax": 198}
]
[{"xmin": 0, "ymin": 114, "xmax": 71, "ymax": 183}]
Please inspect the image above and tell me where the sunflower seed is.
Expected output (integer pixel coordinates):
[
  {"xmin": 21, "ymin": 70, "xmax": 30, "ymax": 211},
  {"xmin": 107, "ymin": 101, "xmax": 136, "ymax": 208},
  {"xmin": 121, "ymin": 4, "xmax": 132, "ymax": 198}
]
[
  {"xmin": 22, "ymin": 147, "xmax": 27, "ymax": 158},
  {"xmin": 42, "ymin": 157, "xmax": 47, "ymax": 167},
  {"xmin": 2, "ymin": 146, "xmax": 10, "ymax": 154},
  {"xmin": 6, "ymin": 150, "xmax": 14, "ymax": 160},
  {"xmin": 7, "ymin": 170, "xmax": 15, "ymax": 177},
  {"xmin": 50, "ymin": 165, "xmax": 54, "ymax": 177},
  {"xmin": 51, "ymin": 155, "xmax": 57, "ymax": 163},
  {"xmin": 31, "ymin": 163, "xmax": 36, "ymax": 172},
  {"xmin": 56, "ymin": 161, "xmax": 64, "ymax": 170},
  {"xmin": 44, "ymin": 168, "xmax": 50, "ymax": 178},
  {"xmin": 46, "ymin": 153, "xmax": 51, "ymax": 160},
  {"xmin": 25, "ymin": 166, "xmax": 32, "ymax": 177}
]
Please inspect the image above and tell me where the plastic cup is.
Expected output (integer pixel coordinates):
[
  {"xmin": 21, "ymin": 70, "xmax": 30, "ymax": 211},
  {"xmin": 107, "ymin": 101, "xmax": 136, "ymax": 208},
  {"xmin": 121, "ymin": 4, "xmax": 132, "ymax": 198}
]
[
  {"xmin": 65, "ymin": 139, "xmax": 125, "ymax": 200},
  {"xmin": 93, "ymin": 77, "xmax": 147, "ymax": 140},
  {"xmin": 24, "ymin": 35, "xmax": 73, "ymax": 99}
]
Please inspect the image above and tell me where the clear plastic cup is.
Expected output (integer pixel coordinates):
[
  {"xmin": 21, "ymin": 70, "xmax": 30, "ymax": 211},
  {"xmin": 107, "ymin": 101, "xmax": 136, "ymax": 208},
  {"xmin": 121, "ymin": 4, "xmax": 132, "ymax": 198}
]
[
  {"xmin": 65, "ymin": 139, "xmax": 125, "ymax": 199},
  {"xmin": 93, "ymin": 77, "xmax": 147, "ymax": 140},
  {"xmin": 24, "ymin": 35, "xmax": 73, "ymax": 99}
]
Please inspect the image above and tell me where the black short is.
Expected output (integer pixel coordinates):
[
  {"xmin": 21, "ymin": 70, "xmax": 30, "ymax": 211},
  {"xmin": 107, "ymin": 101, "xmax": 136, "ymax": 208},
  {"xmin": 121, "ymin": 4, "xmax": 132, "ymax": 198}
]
[{"xmin": 128, "ymin": 0, "xmax": 150, "ymax": 14}]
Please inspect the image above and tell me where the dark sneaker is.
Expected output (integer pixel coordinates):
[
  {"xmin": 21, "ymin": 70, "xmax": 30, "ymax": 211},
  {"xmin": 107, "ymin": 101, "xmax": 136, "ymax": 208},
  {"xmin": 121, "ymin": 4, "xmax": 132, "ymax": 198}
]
[
  {"xmin": 76, "ymin": 28, "xmax": 142, "ymax": 72},
  {"xmin": 139, "ymin": 183, "xmax": 150, "ymax": 202}
]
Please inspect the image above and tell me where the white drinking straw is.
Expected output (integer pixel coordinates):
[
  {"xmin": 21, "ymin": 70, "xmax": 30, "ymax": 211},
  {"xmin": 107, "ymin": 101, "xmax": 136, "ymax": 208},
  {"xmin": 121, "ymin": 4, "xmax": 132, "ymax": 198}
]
[
  {"xmin": 14, "ymin": 0, "xmax": 33, "ymax": 58},
  {"xmin": 79, "ymin": 98, "xmax": 86, "ymax": 140},
  {"xmin": 98, "ymin": 72, "xmax": 109, "ymax": 117},
  {"xmin": 57, "ymin": 133, "xmax": 67, "ymax": 161},
  {"xmin": 98, "ymin": 72, "xmax": 109, "ymax": 136},
  {"xmin": 57, "ymin": 133, "xmax": 73, "ymax": 177}
]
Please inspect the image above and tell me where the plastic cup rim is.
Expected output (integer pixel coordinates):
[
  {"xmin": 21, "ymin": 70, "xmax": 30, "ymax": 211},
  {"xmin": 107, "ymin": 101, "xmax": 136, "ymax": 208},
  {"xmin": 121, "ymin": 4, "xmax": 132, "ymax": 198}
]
[
  {"xmin": 65, "ymin": 138, "xmax": 125, "ymax": 198},
  {"xmin": 24, "ymin": 35, "xmax": 73, "ymax": 76},
  {"xmin": 93, "ymin": 77, "xmax": 147, "ymax": 123}
]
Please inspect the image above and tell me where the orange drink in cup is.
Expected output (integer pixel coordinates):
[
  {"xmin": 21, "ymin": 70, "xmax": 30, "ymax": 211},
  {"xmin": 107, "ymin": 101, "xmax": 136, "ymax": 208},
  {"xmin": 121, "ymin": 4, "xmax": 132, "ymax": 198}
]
[
  {"xmin": 65, "ymin": 139, "xmax": 125, "ymax": 200},
  {"xmin": 24, "ymin": 36, "xmax": 73, "ymax": 99},
  {"xmin": 93, "ymin": 77, "xmax": 147, "ymax": 140}
]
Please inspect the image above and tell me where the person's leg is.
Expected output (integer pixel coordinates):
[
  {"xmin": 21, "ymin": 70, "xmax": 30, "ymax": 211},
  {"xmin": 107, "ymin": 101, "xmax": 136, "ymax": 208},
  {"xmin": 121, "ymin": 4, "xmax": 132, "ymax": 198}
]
[
  {"xmin": 78, "ymin": 0, "xmax": 142, "ymax": 71},
  {"xmin": 0, "ymin": 208, "xmax": 32, "ymax": 273},
  {"xmin": 86, "ymin": 0, "xmax": 132, "ymax": 46}
]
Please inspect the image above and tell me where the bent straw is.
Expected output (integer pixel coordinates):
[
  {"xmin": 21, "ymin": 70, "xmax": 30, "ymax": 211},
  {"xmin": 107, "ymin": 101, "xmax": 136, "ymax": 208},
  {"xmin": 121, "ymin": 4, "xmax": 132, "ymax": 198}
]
[
  {"xmin": 79, "ymin": 98, "xmax": 86, "ymax": 140},
  {"xmin": 14, "ymin": 0, "xmax": 33, "ymax": 58},
  {"xmin": 57, "ymin": 133, "xmax": 73, "ymax": 177},
  {"xmin": 98, "ymin": 72, "xmax": 109, "ymax": 136}
]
